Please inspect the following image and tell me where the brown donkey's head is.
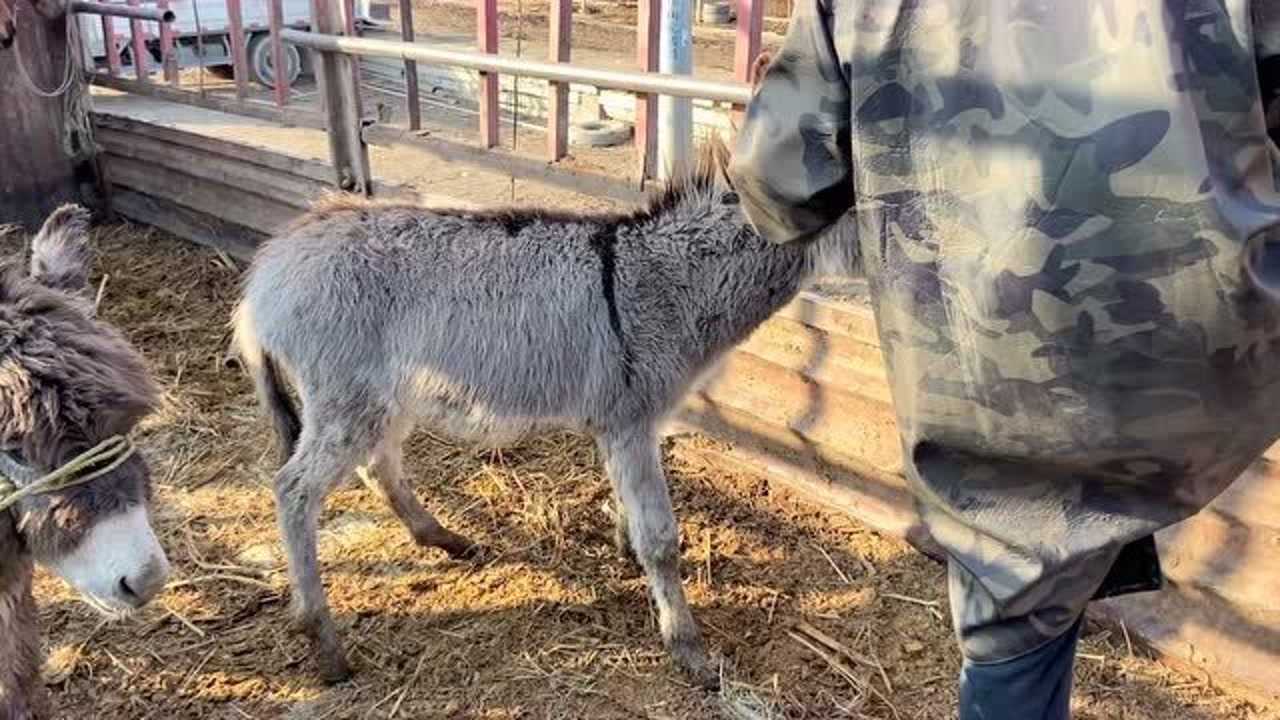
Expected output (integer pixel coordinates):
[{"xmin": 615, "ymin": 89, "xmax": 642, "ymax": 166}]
[{"xmin": 0, "ymin": 205, "xmax": 168, "ymax": 616}]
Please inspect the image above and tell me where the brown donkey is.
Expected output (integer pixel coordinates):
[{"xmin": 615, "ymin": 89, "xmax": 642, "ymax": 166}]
[{"xmin": 0, "ymin": 206, "xmax": 170, "ymax": 719}]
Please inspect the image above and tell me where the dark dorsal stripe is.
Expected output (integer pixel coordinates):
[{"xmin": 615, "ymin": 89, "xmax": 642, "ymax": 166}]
[{"xmin": 588, "ymin": 225, "xmax": 635, "ymax": 387}]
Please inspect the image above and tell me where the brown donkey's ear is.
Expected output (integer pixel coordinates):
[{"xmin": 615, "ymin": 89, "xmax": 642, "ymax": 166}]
[{"xmin": 30, "ymin": 204, "xmax": 93, "ymax": 296}]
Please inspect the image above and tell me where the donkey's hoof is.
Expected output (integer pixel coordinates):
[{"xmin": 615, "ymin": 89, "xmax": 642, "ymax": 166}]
[
  {"xmin": 317, "ymin": 654, "xmax": 354, "ymax": 685},
  {"xmin": 445, "ymin": 539, "xmax": 487, "ymax": 563},
  {"xmin": 671, "ymin": 641, "xmax": 720, "ymax": 691}
]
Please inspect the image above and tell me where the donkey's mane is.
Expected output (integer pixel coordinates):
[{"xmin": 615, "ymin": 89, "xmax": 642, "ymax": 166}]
[{"xmin": 290, "ymin": 137, "xmax": 732, "ymax": 234}]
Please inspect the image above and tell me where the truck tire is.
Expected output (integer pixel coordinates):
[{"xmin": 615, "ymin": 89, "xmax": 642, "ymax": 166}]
[
  {"xmin": 247, "ymin": 32, "xmax": 302, "ymax": 90},
  {"xmin": 570, "ymin": 119, "xmax": 632, "ymax": 148}
]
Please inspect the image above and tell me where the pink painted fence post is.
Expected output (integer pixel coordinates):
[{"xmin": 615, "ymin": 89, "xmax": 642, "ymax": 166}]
[
  {"xmin": 732, "ymin": 0, "xmax": 762, "ymax": 123},
  {"xmin": 398, "ymin": 0, "xmax": 421, "ymax": 130},
  {"xmin": 100, "ymin": 13, "xmax": 122, "ymax": 76},
  {"xmin": 225, "ymin": 0, "xmax": 250, "ymax": 99},
  {"xmin": 547, "ymin": 0, "xmax": 571, "ymax": 161},
  {"xmin": 268, "ymin": 0, "xmax": 290, "ymax": 106},
  {"xmin": 157, "ymin": 0, "xmax": 178, "ymax": 84},
  {"xmin": 126, "ymin": 0, "xmax": 148, "ymax": 81},
  {"xmin": 477, "ymin": 0, "xmax": 498, "ymax": 148},
  {"xmin": 635, "ymin": 0, "xmax": 659, "ymax": 182}
]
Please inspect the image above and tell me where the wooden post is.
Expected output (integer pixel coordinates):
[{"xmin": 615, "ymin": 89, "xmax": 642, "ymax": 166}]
[
  {"xmin": 157, "ymin": 0, "xmax": 179, "ymax": 84},
  {"xmin": 268, "ymin": 0, "xmax": 289, "ymax": 105},
  {"xmin": 126, "ymin": 0, "xmax": 148, "ymax": 80},
  {"xmin": 547, "ymin": 0, "xmax": 571, "ymax": 161},
  {"xmin": 100, "ymin": 14, "xmax": 122, "ymax": 76},
  {"xmin": 477, "ymin": 0, "xmax": 498, "ymax": 148},
  {"xmin": 635, "ymin": 0, "xmax": 659, "ymax": 182},
  {"xmin": 225, "ymin": 0, "xmax": 250, "ymax": 99},
  {"xmin": 0, "ymin": 8, "xmax": 95, "ymax": 227},
  {"xmin": 397, "ymin": 0, "xmax": 420, "ymax": 130},
  {"xmin": 731, "ymin": 0, "xmax": 761, "ymax": 123},
  {"xmin": 310, "ymin": 0, "xmax": 371, "ymax": 193}
]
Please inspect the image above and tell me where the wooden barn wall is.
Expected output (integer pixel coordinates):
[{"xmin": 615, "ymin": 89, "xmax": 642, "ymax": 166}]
[{"xmin": 95, "ymin": 113, "xmax": 1280, "ymax": 702}]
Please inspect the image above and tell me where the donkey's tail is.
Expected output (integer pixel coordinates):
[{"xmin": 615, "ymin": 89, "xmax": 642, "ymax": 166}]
[{"xmin": 231, "ymin": 301, "xmax": 302, "ymax": 464}]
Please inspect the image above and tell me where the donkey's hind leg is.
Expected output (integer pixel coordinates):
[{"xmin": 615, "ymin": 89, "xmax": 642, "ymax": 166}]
[
  {"xmin": 598, "ymin": 425, "xmax": 717, "ymax": 690},
  {"xmin": 356, "ymin": 417, "xmax": 480, "ymax": 560},
  {"xmin": 273, "ymin": 406, "xmax": 383, "ymax": 684}
]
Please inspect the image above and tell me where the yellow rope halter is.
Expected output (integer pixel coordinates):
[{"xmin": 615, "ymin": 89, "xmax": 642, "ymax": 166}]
[{"xmin": 0, "ymin": 436, "xmax": 136, "ymax": 513}]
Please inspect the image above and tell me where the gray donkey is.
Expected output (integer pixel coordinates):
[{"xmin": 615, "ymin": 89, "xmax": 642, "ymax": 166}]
[
  {"xmin": 0, "ymin": 205, "xmax": 170, "ymax": 719},
  {"xmin": 232, "ymin": 141, "xmax": 857, "ymax": 688}
]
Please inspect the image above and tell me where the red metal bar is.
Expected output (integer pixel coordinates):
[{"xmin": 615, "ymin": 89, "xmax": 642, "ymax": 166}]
[
  {"xmin": 398, "ymin": 0, "xmax": 420, "ymax": 130},
  {"xmin": 547, "ymin": 0, "xmax": 571, "ymax": 161},
  {"xmin": 268, "ymin": 0, "xmax": 289, "ymax": 105},
  {"xmin": 477, "ymin": 0, "xmax": 498, "ymax": 148},
  {"xmin": 635, "ymin": 0, "xmax": 659, "ymax": 181},
  {"xmin": 225, "ymin": 0, "xmax": 250, "ymax": 98},
  {"xmin": 732, "ymin": 0, "xmax": 762, "ymax": 123},
  {"xmin": 126, "ymin": 0, "xmax": 148, "ymax": 81},
  {"xmin": 157, "ymin": 0, "xmax": 178, "ymax": 84},
  {"xmin": 101, "ymin": 13, "xmax": 122, "ymax": 76}
]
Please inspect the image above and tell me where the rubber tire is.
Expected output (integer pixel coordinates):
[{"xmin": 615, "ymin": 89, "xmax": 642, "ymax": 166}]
[
  {"xmin": 247, "ymin": 32, "xmax": 302, "ymax": 90},
  {"xmin": 570, "ymin": 119, "xmax": 633, "ymax": 148}
]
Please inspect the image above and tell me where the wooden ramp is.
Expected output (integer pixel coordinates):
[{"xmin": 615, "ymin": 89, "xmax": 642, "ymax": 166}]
[{"xmin": 91, "ymin": 93, "xmax": 1280, "ymax": 704}]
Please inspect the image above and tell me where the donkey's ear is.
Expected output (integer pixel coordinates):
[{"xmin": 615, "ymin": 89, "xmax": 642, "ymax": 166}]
[{"xmin": 30, "ymin": 204, "xmax": 93, "ymax": 295}]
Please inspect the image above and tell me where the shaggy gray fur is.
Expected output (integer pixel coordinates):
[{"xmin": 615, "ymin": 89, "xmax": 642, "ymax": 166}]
[
  {"xmin": 233, "ymin": 144, "xmax": 858, "ymax": 688},
  {"xmin": 0, "ymin": 205, "xmax": 162, "ymax": 720}
]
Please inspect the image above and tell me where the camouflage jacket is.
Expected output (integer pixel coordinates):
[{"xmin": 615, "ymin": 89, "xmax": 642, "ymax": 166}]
[{"xmin": 730, "ymin": 0, "xmax": 1280, "ymax": 659}]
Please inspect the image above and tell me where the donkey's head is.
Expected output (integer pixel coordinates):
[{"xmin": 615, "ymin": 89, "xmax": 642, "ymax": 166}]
[{"xmin": 0, "ymin": 205, "xmax": 168, "ymax": 616}]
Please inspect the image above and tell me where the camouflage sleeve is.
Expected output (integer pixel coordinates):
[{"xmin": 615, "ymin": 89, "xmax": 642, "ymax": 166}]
[{"xmin": 727, "ymin": 0, "xmax": 852, "ymax": 246}]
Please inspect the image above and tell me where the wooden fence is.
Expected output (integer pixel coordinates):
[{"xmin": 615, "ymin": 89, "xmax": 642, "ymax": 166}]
[{"xmin": 79, "ymin": 0, "xmax": 765, "ymax": 185}]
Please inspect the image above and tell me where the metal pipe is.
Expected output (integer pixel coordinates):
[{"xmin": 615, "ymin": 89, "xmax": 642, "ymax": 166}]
[
  {"xmin": 657, "ymin": 0, "xmax": 693, "ymax": 181},
  {"xmin": 279, "ymin": 28, "xmax": 752, "ymax": 105},
  {"xmin": 70, "ymin": 1, "xmax": 175, "ymax": 23}
]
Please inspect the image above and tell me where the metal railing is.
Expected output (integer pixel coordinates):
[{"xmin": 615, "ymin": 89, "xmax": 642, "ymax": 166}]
[
  {"xmin": 70, "ymin": 1, "xmax": 174, "ymax": 23},
  {"xmin": 279, "ymin": 28, "xmax": 754, "ymax": 106}
]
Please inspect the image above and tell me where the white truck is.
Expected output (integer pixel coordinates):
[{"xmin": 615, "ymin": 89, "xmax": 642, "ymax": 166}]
[{"xmin": 78, "ymin": 0, "xmax": 378, "ymax": 88}]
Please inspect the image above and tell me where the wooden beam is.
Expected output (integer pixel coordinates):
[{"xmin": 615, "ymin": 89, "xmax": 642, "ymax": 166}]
[
  {"xmin": 268, "ymin": 0, "xmax": 290, "ymax": 106},
  {"xmin": 100, "ymin": 14, "xmax": 122, "ymax": 76},
  {"xmin": 731, "ymin": 0, "xmax": 762, "ymax": 122},
  {"xmin": 476, "ymin": 0, "xmax": 498, "ymax": 148},
  {"xmin": 90, "ymin": 73, "xmax": 323, "ymax": 126},
  {"xmin": 111, "ymin": 190, "xmax": 267, "ymax": 261},
  {"xmin": 93, "ymin": 112, "xmax": 338, "ymax": 185},
  {"xmin": 635, "ymin": 0, "xmax": 659, "ymax": 183},
  {"xmin": 310, "ymin": 0, "xmax": 371, "ymax": 192},
  {"xmin": 547, "ymin": 0, "xmax": 571, "ymax": 162},
  {"xmin": 397, "ymin": 0, "xmax": 421, "ymax": 131},
  {"xmin": 126, "ymin": 0, "xmax": 148, "ymax": 81},
  {"xmin": 225, "ymin": 0, "xmax": 250, "ymax": 99},
  {"xmin": 157, "ymin": 0, "xmax": 178, "ymax": 84},
  {"xmin": 364, "ymin": 124, "xmax": 648, "ymax": 205}
]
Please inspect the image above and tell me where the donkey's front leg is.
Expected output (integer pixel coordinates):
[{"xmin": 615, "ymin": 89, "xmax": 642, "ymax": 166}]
[
  {"xmin": 273, "ymin": 426, "xmax": 366, "ymax": 684},
  {"xmin": 0, "ymin": 545, "xmax": 47, "ymax": 720},
  {"xmin": 598, "ymin": 425, "xmax": 717, "ymax": 689}
]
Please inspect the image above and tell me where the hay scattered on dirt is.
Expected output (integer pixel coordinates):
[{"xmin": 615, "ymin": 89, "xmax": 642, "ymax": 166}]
[{"xmin": 5, "ymin": 223, "xmax": 1275, "ymax": 719}]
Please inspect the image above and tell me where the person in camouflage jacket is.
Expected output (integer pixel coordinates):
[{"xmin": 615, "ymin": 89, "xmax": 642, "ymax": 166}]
[{"xmin": 729, "ymin": 2, "xmax": 1280, "ymax": 717}]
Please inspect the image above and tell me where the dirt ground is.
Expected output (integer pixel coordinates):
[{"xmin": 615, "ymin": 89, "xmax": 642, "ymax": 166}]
[{"xmin": 5, "ymin": 220, "xmax": 1276, "ymax": 719}]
